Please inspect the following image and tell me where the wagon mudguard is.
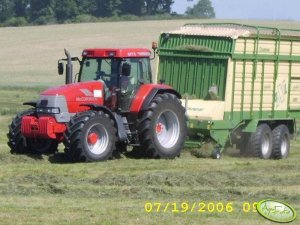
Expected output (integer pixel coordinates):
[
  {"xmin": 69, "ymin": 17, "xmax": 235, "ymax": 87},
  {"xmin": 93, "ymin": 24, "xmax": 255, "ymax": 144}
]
[
  {"xmin": 242, "ymin": 119, "xmax": 296, "ymax": 134},
  {"xmin": 130, "ymin": 84, "xmax": 181, "ymax": 113}
]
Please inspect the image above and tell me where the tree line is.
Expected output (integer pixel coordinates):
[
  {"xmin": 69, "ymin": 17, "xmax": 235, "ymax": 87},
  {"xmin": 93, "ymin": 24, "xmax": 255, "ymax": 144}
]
[{"xmin": 0, "ymin": 0, "xmax": 215, "ymax": 26}]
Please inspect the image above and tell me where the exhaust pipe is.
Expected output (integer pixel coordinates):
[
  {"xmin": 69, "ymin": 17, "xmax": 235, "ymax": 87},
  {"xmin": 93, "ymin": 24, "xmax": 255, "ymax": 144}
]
[{"xmin": 64, "ymin": 49, "xmax": 73, "ymax": 84}]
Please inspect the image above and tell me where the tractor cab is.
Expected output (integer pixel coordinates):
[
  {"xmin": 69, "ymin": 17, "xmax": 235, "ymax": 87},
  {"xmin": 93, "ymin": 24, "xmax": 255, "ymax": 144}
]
[
  {"xmin": 58, "ymin": 48, "xmax": 153, "ymax": 112},
  {"xmin": 79, "ymin": 48, "xmax": 152, "ymax": 111}
]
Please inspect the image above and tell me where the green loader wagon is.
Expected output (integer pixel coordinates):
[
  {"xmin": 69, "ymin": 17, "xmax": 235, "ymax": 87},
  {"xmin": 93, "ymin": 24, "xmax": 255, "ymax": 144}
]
[{"xmin": 156, "ymin": 23, "xmax": 300, "ymax": 159}]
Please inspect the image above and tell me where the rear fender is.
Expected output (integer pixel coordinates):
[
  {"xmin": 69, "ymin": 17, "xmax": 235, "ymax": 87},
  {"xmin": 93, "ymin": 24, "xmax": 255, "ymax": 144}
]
[{"xmin": 130, "ymin": 84, "xmax": 181, "ymax": 113}]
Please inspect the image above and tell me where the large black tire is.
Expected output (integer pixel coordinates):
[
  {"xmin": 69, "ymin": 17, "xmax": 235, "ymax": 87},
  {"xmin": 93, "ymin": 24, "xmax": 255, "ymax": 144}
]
[
  {"xmin": 137, "ymin": 93, "xmax": 187, "ymax": 159},
  {"xmin": 272, "ymin": 125, "xmax": 290, "ymax": 159},
  {"xmin": 63, "ymin": 110, "xmax": 117, "ymax": 162},
  {"xmin": 247, "ymin": 123, "xmax": 273, "ymax": 159},
  {"xmin": 7, "ymin": 109, "xmax": 58, "ymax": 154},
  {"xmin": 27, "ymin": 138, "xmax": 58, "ymax": 154}
]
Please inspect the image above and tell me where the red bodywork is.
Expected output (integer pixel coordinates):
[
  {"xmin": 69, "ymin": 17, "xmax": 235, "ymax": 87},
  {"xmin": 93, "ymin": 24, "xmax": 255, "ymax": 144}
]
[
  {"xmin": 21, "ymin": 81, "xmax": 105, "ymax": 141},
  {"xmin": 21, "ymin": 116, "xmax": 66, "ymax": 141},
  {"xmin": 82, "ymin": 48, "xmax": 151, "ymax": 58},
  {"xmin": 42, "ymin": 81, "xmax": 105, "ymax": 113}
]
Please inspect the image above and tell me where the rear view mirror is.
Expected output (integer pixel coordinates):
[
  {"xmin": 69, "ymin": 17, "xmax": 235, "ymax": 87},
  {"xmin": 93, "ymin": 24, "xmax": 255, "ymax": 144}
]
[{"xmin": 58, "ymin": 62, "xmax": 64, "ymax": 75}]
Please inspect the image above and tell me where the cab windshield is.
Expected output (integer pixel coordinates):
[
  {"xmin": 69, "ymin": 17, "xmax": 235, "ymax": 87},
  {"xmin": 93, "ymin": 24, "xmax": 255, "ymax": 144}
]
[
  {"xmin": 79, "ymin": 57, "xmax": 152, "ymax": 89},
  {"xmin": 80, "ymin": 58, "xmax": 119, "ymax": 88}
]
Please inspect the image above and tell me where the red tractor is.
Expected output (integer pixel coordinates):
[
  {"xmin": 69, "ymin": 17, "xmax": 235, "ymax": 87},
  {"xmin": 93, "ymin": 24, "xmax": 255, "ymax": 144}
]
[{"xmin": 7, "ymin": 48, "xmax": 187, "ymax": 162}]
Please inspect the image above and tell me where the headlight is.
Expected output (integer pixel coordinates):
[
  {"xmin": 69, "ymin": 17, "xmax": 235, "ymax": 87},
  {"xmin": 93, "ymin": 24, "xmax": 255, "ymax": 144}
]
[{"xmin": 36, "ymin": 107, "xmax": 60, "ymax": 114}]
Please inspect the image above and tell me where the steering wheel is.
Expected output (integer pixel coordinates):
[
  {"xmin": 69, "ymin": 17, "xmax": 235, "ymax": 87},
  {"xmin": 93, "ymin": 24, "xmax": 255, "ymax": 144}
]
[{"xmin": 94, "ymin": 71, "xmax": 106, "ymax": 81}]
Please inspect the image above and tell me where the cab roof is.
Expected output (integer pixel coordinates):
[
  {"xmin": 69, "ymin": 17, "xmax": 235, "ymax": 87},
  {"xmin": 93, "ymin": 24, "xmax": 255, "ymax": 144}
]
[{"xmin": 82, "ymin": 48, "xmax": 151, "ymax": 58}]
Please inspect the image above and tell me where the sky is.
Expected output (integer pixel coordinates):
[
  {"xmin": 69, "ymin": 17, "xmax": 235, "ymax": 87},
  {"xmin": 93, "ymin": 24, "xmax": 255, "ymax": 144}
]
[{"xmin": 172, "ymin": 0, "xmax": 300, "ymax": 21}]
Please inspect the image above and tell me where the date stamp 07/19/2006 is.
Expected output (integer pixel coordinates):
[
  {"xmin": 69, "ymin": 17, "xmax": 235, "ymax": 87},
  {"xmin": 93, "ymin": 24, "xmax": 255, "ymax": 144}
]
[{"xmin": 144, "ymin": 202, "xmax": 258, "ymax": 214}]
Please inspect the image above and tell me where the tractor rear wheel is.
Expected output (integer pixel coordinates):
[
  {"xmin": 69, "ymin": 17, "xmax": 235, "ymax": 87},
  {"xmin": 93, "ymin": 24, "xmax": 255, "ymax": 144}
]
[
  {"xmin": 247, "ymin": 123, "xmax": 272, "ymax": 159},
  {"xmin": 63, "ymin": 110, "xmax": 116, "ymax": 162},
  {"xmin": 272, "ymin": 125, "xmax": 290, "ymax": 159},
  {"xmin": 7, "ymin": 109, "xmax": 58, "ymax": 154},
  {"xmin": 137, "ymin": 93, "xmax": 187, "ymax": 159}
]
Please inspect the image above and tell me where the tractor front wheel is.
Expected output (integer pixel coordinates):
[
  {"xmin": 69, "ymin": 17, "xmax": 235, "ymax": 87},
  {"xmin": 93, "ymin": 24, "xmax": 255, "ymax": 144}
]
[
  {"xmin": 63, "ymin": 111, "xmax": 116, "ymax": 162},
  {"xmin": 27, "ymin": 138, "xmax": 58, "ymax": 154},
  {"xmin": 138, "ymin": 93, "xmax": 187, "ymax": 159}
]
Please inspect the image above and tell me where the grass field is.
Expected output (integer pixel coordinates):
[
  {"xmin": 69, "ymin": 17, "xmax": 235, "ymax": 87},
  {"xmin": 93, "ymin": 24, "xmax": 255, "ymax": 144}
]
[
  {"xmin": 0, "ymin": 20, "xmax": 300, "ymax": 224},
  {"xmin": 1, "ymin": 19, "xmax": 300, "ymax": 86}
]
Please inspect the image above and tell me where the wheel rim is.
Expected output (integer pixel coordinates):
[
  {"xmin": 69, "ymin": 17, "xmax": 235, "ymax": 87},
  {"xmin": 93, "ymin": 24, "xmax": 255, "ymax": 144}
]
[
  {"xmin": 281, "ymin": 134, "xmax": 288, "ymax": 156},
  {"xmin": 261, "ymin": 133, "xmax": 271, "ymax": 156},
  {"xmin": 86, "ymin": 123, "xmax": 109, "ymax": 155},
  {"xmin": 155, "ymin": 110, "xmax": 180, "ymax": 149}
]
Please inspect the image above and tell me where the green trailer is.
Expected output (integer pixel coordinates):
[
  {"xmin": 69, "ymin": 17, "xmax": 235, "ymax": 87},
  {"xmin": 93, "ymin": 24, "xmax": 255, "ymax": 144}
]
[{"xmin": 156, "ymin": 23, "xmax": 300, "ymax": 159}]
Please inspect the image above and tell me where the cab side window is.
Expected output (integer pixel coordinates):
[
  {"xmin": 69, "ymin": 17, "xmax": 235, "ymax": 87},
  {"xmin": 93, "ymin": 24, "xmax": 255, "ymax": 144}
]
[{"xmin": 140, "ymin": 58, "xmax": 152, "ymax": 84}]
